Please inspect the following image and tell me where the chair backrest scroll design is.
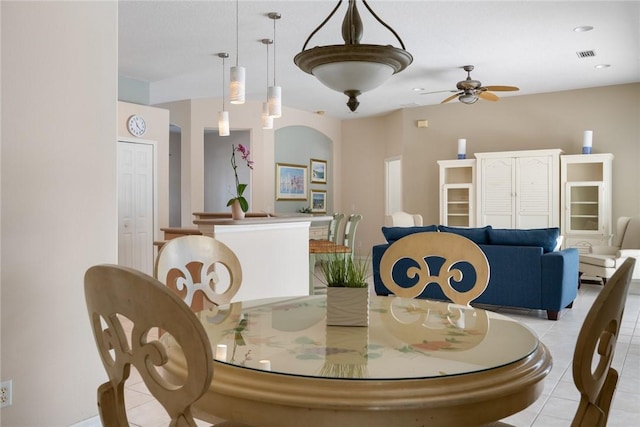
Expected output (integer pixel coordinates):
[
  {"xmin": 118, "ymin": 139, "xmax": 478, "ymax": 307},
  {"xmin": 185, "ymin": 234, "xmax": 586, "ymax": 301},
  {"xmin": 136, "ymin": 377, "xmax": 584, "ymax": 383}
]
[
  {"xmin": 155, "ymin": 235, "xmax": 242, "ymax": 309},
  {"xmin": 379, "ymin": 232, "xmax": 490, "ymax": 306},
  {"xmin": 84, "ymin": 264, "xmax": 213, "ymax": 427}
]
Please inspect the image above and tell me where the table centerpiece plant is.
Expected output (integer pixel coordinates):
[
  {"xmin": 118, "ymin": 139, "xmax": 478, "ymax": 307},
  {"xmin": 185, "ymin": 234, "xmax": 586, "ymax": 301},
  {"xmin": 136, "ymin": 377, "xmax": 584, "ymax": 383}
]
[
  {"xmin": 226, "ymin": 144, "xmax": 254, "ymax": 219},
  {"xmin": 319, "ymin": 254, "xmax": 370, "ymax": 327}
]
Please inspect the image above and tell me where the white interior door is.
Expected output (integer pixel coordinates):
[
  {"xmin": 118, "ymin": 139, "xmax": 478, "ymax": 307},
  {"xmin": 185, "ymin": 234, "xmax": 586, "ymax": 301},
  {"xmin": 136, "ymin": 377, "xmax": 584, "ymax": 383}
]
[
  {"xmin": 385, "ymin": 157, "xmax": 402, "ymax": 215},
  {"xmin": 118, "ymin": 141, "xmax": 154, "ymax": 275}
]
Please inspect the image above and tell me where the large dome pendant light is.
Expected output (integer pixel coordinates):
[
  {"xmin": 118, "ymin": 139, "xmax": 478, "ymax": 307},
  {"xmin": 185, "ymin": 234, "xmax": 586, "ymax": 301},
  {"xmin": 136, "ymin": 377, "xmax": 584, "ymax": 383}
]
[
  {"xmin": 267, "ymin": 12, "xmax": 282, "ymax": 118},
  {"xmin": 294, "ymin": 0, "xmax": 412, "ymax": 112},
  {"xmin": 229, "ymin": 0, "xmax": 245, "ymax": 104},
  {"xmin": 217, "ymin": 53, "xmax": 230, "ymax": 137}
]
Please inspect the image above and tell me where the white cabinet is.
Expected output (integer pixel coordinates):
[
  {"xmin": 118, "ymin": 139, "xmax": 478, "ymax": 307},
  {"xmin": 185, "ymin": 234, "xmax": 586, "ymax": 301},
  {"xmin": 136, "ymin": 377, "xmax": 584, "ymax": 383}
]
[
  {"xmin": 560, "ymin": 153, "xmax": 614, "ymax": 252},
  {"xmin": 475, "ymin": 149, "xmax": 562, "ymax": 229},
  {"xmin": 438, "ymin": 159, "xmax": 476, "ymax": 227}
]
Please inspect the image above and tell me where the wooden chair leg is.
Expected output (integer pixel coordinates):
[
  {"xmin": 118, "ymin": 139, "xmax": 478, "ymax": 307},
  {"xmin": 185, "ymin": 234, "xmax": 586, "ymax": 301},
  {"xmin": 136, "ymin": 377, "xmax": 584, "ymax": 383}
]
[
  {"xmin": 97, "ymin": 382, "xmax": 127, "ymax": 427},
  {"xmin": 546, "ymin": 310, "xmax": 559, "ymax": 320}
]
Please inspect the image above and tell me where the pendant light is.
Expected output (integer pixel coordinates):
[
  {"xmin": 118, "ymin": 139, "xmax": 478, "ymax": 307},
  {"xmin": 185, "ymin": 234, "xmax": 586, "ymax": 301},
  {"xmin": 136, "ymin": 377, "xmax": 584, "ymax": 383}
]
[
  {"xmin": 294, "ymin": 0, "xmax": 412, "ymax": 112},
  {"xmin": 267, "ymin": 12, "xmax": 282, "ymax": 118},
  {"xmin": 229, "ymin": 0, "xmax": 245, "ymax": 104},
  {"xmin": 261, "ymin": 39, "xmax": 274, "ymax": 129},
  {"xmin": 217, "ymin": 52, "xmax": 230, "ymax": 137}
]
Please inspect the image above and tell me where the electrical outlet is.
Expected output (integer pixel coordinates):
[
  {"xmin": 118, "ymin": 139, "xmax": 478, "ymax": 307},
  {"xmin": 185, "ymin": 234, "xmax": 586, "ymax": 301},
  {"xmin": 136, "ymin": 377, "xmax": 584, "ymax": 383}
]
[{"xmin": 0, "ymin": 380, "xmax": 12, "ymax": 408}]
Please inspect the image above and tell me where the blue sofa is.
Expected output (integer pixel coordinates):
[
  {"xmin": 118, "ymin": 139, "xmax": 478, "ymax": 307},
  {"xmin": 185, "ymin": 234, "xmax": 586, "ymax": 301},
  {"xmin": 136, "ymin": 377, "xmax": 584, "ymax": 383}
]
[{"xmin": 372, "ymin": 225, "xmax": 580, "ymax": 320}]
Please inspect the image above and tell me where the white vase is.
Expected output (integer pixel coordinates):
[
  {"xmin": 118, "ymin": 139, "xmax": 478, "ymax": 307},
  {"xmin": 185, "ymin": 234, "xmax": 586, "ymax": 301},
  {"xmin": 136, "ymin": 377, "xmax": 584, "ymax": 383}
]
[
  {"xmin": 231, "ymin": 200, "xmax": 245, "ymax": 220},
  {"xmin": 326, "ymin": 287, "xmax": 369, "ymax": 327}
]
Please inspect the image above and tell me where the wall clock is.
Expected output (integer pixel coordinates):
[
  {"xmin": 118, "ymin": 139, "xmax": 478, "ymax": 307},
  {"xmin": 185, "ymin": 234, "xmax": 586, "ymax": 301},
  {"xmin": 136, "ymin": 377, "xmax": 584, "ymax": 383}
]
[{"xmin": 127, "ymin": 115, "xmax": 147, "ymax": 137}]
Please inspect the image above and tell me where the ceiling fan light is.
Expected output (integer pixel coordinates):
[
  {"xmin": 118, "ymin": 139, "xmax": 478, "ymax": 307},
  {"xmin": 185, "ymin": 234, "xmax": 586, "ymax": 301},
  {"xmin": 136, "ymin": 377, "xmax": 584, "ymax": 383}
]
[
  {"xmin": 459, "ymin": 94, "xmax": 479, "ymax": 104},
  {"xmin": 218, "ymin": 111, "xmax": 230, "ymax": 136},
  {"xmin": 229, "ymin": 66, "xmax": 245, "ymax": 104}
]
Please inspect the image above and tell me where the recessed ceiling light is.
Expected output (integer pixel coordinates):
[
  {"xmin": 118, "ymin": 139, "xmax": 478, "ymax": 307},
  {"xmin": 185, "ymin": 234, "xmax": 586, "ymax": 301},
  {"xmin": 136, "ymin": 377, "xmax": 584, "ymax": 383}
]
[
  {"xmin": 573, "ymin": 26, "xmax": 594, "ymax": 32},
  {"xmin": 594, "ymin": 64, "xmax": 611, "ymax": 69},
  {"xmin": 413, "ymin": 88, "xmax": 425, "ymax": 92}
]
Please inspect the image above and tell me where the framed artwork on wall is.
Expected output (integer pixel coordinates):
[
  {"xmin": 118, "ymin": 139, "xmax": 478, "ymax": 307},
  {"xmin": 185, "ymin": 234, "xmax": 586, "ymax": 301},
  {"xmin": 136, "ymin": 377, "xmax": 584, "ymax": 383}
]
[
  {"xmin": 276, "ymin": 163, "xmax": 308, "ymax": 200},
  {"xmin": 310, "ymin": 158, "xmax": 327, "ymax": 184},
  {"xmin": 310, "ymin": 189, "xmax": 327, "ymax": 213}
]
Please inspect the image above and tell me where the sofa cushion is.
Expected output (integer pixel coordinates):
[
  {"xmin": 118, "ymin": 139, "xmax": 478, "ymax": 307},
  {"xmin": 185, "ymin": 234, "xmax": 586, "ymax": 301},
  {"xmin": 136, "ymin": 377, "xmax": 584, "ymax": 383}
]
[
  {"xmin": 438, "ymin": 225, "xmax": 492, "ymax": 245},
  {"xmin": 488, "ymin": 227, "xmax": 560, "ymax": 253},
  {"xmin": 381, "ymin": 225, "xmax": 438, "ymax": 244},
  {"xmin": 579, "ymin": 254, "xmax": 618, "ymax": 268}
]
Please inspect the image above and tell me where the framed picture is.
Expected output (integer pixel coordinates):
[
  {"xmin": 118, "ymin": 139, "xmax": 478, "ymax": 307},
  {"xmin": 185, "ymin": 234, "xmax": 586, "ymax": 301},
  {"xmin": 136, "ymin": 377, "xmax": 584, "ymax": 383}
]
[
  {"xmin": 276, "ymin": 163, "xmax": 308, "ymax": 200},
  {"xmin": 310, "ymin": 158, "xmax": 327, "ymax": 184},
  {"xmin": 310, "ymin": 189, "xmax": 327, "ymax": 213}
]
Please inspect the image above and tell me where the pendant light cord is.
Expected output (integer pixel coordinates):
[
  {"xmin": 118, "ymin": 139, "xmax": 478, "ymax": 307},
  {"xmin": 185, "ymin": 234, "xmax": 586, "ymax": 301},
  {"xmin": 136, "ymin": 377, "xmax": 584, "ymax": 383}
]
[
  {"xmin": 235, "ymin": 0, "xmax": 239, "ymax": 67},
  {"xmin": 221, "ymin": 55, "xmax": 226, "ymax": 110},
  {"xmin": 272, "ymin": 17, "xmax": 277, "ymax": 86},
  {"xmin": 266, "ymin": 42, "xmax": 270, "ymax": 101}
]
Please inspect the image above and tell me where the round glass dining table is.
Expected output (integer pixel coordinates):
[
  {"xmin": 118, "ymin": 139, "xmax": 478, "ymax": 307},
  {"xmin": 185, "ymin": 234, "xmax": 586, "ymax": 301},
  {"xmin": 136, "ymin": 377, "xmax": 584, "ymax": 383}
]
[{"xmin": 161, "ymin": 295, "xmax": 552, "ymax": 427}]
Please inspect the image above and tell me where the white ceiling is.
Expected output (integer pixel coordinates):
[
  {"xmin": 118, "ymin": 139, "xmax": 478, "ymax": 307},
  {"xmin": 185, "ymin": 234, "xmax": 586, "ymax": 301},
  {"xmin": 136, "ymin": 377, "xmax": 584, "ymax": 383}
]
[{"xmin": 118, "ymin": 1, "xmax": 640, "ymax": 120}]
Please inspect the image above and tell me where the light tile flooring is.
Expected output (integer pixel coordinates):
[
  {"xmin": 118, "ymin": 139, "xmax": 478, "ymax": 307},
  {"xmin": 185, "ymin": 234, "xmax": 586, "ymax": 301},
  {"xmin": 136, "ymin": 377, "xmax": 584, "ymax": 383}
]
[{"xmin": 72, "ymin": 278, "xmax": 640, "ymax": 427}]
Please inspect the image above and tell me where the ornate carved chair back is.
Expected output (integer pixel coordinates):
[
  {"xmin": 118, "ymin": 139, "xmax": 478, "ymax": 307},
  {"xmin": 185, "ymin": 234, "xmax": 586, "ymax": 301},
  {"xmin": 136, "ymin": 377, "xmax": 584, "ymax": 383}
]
[
  {"xmin": 155, "ymin": 235, "xmax": 242, "ymax": 310},
  {"xmin": 572, "ymin": 257, "xmax": 636, "ymax": 427},
  {"xmin": 84, "ymin": 265, "xmax": 213, "ymax": 427},
  {"xmin": 328, "ymin": 212, "xmax": 345, "ymax": 243},
  {"xmin": 379, "ymin": 232, "xmax": 490, "ymax": 306},
  {"xmin": 343, "ymin": 214, "xmax": 363, "ymax": 252}
]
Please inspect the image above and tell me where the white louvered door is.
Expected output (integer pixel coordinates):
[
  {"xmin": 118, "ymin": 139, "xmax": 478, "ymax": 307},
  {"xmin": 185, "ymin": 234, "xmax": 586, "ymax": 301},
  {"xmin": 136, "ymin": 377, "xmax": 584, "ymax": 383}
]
[{"xmin": 477, "ymin": 149, "xmax": 561, "ymax": 229}]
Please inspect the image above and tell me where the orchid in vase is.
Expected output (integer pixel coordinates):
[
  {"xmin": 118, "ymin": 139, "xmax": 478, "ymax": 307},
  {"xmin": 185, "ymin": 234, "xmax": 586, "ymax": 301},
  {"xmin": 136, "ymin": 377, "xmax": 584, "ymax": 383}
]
[{"xmin": 227, "ymin": 144, "xmax": 254, "ymax": 213}]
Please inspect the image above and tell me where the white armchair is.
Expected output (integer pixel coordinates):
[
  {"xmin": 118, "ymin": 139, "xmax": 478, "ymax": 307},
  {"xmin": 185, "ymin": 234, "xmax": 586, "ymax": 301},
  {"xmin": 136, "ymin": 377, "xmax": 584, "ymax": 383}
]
[
  {"xmin": 579, "ymin": 215, "xmax": 640, "ymax": 284},
  {"xmin": 384, "ymin": 211, "xmax": 423, "ymax": 227}
]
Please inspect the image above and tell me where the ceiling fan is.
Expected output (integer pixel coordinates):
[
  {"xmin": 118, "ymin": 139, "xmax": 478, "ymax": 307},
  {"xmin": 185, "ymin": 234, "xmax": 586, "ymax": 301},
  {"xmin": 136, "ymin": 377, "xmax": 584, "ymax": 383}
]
[{"xmin": 422, "ymin": 65, "xmax": 519, "ymax": 104}]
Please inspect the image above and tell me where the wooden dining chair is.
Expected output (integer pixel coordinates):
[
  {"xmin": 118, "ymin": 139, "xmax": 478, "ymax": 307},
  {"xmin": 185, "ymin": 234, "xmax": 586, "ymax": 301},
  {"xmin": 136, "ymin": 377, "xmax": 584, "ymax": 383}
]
[
  {"xmin": 84, "ymin": 264, "xmax": 214, "ymax": 427},
  {"xmin": 379, "ymin": 231, "xmax": 490, "ymax": 306},
  {"xmin": 483, "ymin": 257, "xmax": 636, "ymax": 427},
  {"xmin": 571, "ymin": 256, "xmax": 636, "ymax": 427},
  {"xmin": 155, "ymin": 235, "xmax": 242, "ymax": 311},
  {"xmin": 327, "ymin": 212, "xmax": 345, "ymax": 243},
  {"xmin": 343, "ymin": 214, "xmax": 363, "ymax": 255}
]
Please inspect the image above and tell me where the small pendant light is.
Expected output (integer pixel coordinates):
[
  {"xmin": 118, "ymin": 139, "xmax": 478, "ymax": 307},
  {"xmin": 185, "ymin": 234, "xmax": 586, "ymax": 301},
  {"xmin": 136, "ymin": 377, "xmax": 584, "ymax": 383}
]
[{"xmin": 217, "ymin": 52, "xmax": 230, "ymax": 136}]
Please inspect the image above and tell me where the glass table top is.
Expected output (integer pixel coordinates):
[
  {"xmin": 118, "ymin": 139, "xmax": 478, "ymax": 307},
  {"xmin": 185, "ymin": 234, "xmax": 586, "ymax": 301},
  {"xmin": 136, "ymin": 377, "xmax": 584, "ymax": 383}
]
[{"xmin": 193, "ymin": 295, "xmax": 539, "ymax": 380}]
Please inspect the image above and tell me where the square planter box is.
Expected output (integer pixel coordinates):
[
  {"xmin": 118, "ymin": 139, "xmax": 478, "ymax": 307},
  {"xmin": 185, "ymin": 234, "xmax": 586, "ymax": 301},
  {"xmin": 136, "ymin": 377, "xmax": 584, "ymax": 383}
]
[{"xmin": 326, "ymin": 287, "xmax": 369, "ymax": 327}]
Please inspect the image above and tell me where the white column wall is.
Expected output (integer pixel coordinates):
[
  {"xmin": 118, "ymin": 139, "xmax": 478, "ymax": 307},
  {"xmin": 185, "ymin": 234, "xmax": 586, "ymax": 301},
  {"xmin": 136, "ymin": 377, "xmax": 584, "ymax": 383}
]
[{"xmin": 1, "ymin": 2, "xmax": 118, "ymax": 425}]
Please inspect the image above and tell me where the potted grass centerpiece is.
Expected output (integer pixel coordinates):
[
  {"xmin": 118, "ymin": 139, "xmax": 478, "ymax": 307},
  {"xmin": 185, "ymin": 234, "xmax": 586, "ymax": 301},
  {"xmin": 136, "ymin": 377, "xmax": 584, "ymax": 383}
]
[{"xmin": 320, "ymin": 254, "xmax": 369, "ymax": 327}]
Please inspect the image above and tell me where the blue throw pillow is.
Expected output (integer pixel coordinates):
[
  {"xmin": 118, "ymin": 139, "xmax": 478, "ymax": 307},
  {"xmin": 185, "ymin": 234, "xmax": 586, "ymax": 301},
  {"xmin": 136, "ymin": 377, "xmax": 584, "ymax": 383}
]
[
  {"xmin": 381, "ymin": 225, "xmax": 438, "ymax": 244},
  {"xmin": 438, "ymin": 225, "xmax": 492, "ymax": 245},
  {"xmin": 488, "ymin": 227, "xmax": 560, "ymax": 253}
]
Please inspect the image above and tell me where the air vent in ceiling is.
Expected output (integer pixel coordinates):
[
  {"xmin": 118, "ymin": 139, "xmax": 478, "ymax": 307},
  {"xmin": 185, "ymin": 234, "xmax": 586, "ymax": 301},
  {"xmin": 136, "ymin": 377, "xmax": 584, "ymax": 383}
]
[{"xmin": 576, "ymin": 50, "xmax": 596, "ymax": 58}]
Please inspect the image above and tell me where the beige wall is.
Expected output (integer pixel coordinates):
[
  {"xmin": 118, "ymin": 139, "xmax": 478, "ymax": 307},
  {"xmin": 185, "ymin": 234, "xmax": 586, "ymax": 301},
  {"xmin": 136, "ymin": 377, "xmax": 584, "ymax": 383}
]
[
  {"xmin": 1, "ymin": 2, "xmax": 118, "ymax": 425},
  {"xmin": 343, "ymin": 83, "xmax": 640, "ymax": 256}
]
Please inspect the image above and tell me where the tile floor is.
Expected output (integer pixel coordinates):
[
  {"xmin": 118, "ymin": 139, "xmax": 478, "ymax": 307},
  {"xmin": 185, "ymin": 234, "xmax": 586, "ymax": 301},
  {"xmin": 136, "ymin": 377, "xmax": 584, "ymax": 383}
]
[{"xmin": 72, "ymin": 277, "xmax": 640, "ymax": 427}]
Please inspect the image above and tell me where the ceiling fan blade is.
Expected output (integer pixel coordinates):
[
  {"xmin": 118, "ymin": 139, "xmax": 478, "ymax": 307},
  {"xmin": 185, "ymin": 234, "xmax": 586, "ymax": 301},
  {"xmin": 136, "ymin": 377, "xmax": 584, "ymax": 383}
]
[
  {"xmin": 484, "ymin": 85, "xmax": 519, "ymax": 92},
  {"xmin": 478, "ymin": 91, "xmax": 499, "ymax": 101},
  {"xmin": 420, "ymin": 89, "xmax": 457, "ymax": 95},
  {"xmin": 441, "ymin": 93, "xmax": 460, "ymax": 104}
]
